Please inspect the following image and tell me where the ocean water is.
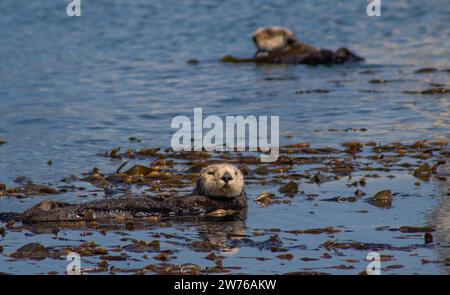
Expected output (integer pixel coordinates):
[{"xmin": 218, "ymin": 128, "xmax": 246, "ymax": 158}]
[{"xmin": 0, "ymin": 0, "xmax": 449, "ymax": 274}]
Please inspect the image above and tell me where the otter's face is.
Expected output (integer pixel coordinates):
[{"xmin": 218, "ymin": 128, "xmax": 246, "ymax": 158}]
[
  {"xmin": 252, "ymin": 27, "xmax": 297, "ymax": 56},
  {"xmin": 197, "ymin": 164, "xmax": 244, "ymax": 198}
]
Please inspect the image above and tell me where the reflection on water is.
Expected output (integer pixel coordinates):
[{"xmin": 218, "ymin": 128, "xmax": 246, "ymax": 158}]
[{"xmin": 0, "ymin": 0, "xmax": 449, "ymax": 274}]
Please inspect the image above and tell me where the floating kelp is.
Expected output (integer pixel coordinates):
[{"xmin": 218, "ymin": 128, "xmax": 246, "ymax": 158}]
[
  {"xmin": 414, "ymin": 67, "xmax": 439, "ymax": 74},
  {"xmin": 0, "ymin": 138, "xmax": 449, "ymax": 274},
  {"xmin": 279, "ymin": 181, "xmax": 299, "ymax": 196},
  {"xmin": 276, "ymin": 253, "xmax": 294, "ymax": 260},
  {"xmin": 368, "ymin": 190, "xmax": 393, "ymax": 208},
  {"xmin": 413, "ymin": 163, "xmax": 431, "ymax": 181},
  {"xmin": 404, "ymin": 88, "xmax": 450, "ymax": 95},
  {"xmin": 285, "ymin": 227, "xmax": 341, "ymax": 235},
  {"xmin": 0, "ymin": 182, "xmax": 59, "ymax": 198},
  {"xmin": 322, "ymin": 240, "xmax": 414, "ymax": 252},
  {"xmin": 123, "ymin": 240, "xmax": 160, "ymax": 252},
  {"xmin": 9, "ymin": 243, "xmax": 53, "ymax": 260}
]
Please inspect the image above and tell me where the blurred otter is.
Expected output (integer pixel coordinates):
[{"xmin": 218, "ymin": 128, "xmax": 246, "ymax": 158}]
[
  {"xmin": 430, "ymin": 160, "xmax": 450, "ymax": 272},
  {"xmin": 0, "ymin": 164, "xmax": 248, "ymax": 225},
  {"xmin": 221, "ymin": 26, "xmax": 363, "ymax": 65},
  {"xmin": 252, "ymin": 27, "xmax": 314, "ymax": 58}
]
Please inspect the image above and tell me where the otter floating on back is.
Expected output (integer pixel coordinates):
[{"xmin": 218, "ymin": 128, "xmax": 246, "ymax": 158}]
[
  {"xmin": 221, "ymin": 26, "xmax": 363, "ymax": 65},
  {"xmin": 0, "ymin": 164, "xmax": 248, "ymax": 224}
]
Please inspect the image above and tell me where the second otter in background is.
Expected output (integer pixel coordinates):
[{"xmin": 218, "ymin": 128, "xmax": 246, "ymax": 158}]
[{"xmin": 222, "ymin": 26, "xmax": 363, "ymax": 65}]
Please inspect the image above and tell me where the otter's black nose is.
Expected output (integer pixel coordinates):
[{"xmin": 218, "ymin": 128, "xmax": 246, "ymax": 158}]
[{"xmin": 221, "ymin": 172, "xmax": 233, "ymax": 184}]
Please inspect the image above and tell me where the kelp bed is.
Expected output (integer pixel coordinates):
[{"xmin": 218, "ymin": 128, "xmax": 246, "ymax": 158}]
[{"xmin": 0, "ymin": 139, "xmax": 449, "ymax": 274}]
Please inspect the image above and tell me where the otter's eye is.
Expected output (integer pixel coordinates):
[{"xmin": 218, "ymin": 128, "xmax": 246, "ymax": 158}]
[{"xmin": 207, "ymin": 171, "xmax": 214, "ymax": 176}]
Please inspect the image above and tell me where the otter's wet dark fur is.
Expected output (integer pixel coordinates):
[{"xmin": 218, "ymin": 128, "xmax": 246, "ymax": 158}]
[{"xmin": 3, "ymin": 192, "xmax": 247, "ymax": 223}]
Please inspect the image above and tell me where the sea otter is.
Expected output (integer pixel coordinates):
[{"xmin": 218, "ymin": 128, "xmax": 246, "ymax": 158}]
[
  {"xmin": 430, "ymin": 160, "xmax": 450, "ymax": 272},
  {"xmin": 221, "ymin": 26, "xmax": 363, "ymax": 65},
  {"xmin": 0, "ymin": 164, "xmax": 248, "ymax": 223}
]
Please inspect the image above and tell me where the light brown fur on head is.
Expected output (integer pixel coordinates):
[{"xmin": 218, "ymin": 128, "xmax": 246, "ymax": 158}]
[
  {"xmin": 252, "ymin": 27, "xmax": 298, "ymax": 57},
  {"xmin": 194, "ymin": 164, "xmax": 244, "ymax": 199}
]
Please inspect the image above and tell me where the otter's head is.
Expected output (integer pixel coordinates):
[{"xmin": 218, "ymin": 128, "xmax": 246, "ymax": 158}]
[
  {"xmin": 252, "ymin": 27, "xmax": 298, "ymax": 57},
  {"xmin": 195, "ymin": 164, "xmax": 244, "ymax": 199}
]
